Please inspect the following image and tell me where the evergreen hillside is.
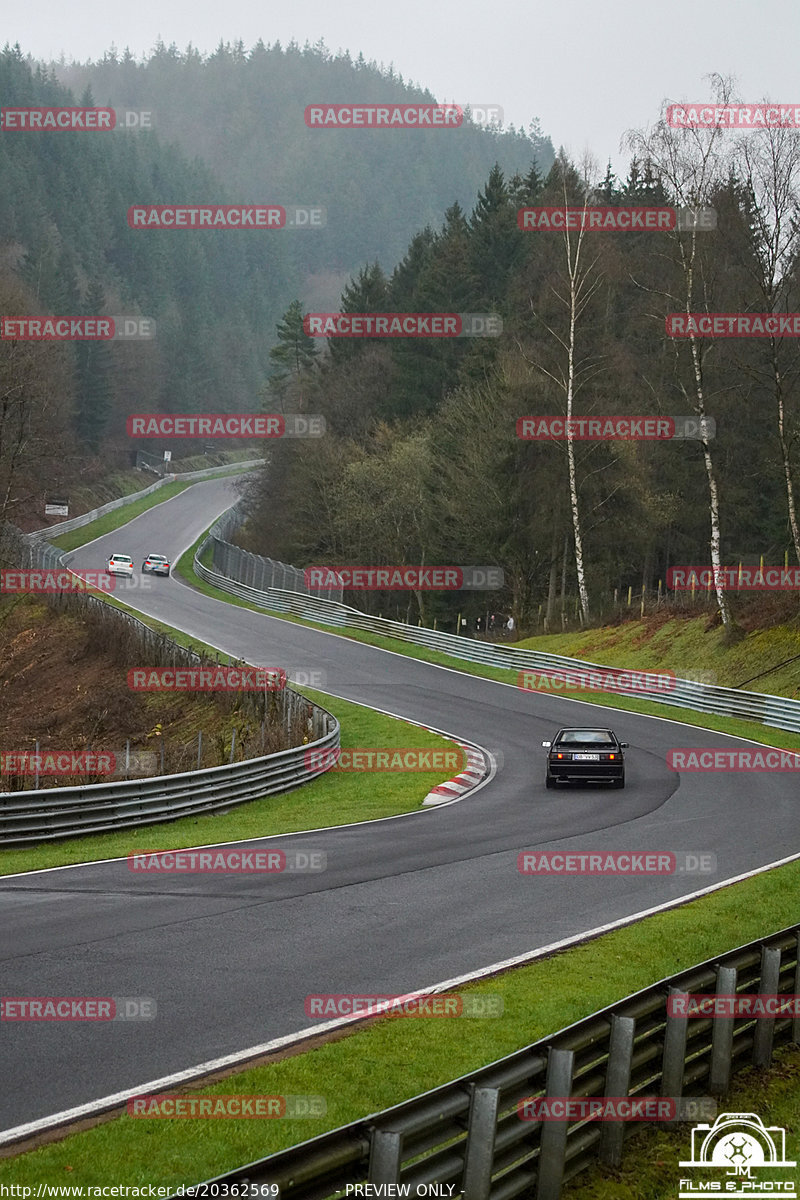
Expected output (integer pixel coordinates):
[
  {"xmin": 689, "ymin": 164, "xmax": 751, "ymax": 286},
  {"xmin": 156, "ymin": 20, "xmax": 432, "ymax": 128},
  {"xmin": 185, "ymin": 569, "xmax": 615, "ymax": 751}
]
[{"xmin": 52, "ymin": 40, "xmax": 554, "ymax": 301}]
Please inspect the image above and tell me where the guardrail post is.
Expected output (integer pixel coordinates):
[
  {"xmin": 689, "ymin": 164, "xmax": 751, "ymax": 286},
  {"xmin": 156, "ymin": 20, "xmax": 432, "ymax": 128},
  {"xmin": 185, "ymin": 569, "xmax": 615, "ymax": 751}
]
[
  {"xmin": 537, "ymin": 1047, "xmax": 574, "ymax": 1200},
  {"xmin": 661, "ymin": 988, "xmax": 689, "ymax": 1121},
  {"xmin": 462, "ymin": 1085, "xmax": 499, "ymax": 1198},
  {"xmin": 599, "ymin": 1015, "xmax": 636, "ymax": 1166},
  {"xmin": 753, "ymin": 945, "xmax": 782, "ymax": 1067},
  {"xmin": 368, "ymin": 1128, "xmax": 402, "ymax": 1182},
  {"xmin": 709, "ymin": 965, "xmax": 737, "ymax": 1095}
]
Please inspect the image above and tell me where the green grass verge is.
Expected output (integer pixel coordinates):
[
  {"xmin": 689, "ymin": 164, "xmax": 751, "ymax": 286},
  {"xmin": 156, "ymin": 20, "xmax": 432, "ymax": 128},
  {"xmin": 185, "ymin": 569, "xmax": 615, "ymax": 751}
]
[
  {"xmin": 49, "ymin": 470, "xmax": 170, "ymax": 520},
  {"xmin": 0, "ymin": 687, "xmax": 462, "ymax": 876},
  {"xmin": 4, "ymin": 861, "xmax": 800, "ymax": 1187},
  {"xmin": 514, "ymin": 614, "xmax": 800, "ymax": 697}
]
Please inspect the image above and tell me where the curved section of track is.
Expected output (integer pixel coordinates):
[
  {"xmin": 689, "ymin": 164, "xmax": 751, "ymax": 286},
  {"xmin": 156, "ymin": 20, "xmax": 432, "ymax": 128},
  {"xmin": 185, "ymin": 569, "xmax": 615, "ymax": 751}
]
[{"xmin": 0, "ymin": 476, "xmax": 794, "ymax": 1132}]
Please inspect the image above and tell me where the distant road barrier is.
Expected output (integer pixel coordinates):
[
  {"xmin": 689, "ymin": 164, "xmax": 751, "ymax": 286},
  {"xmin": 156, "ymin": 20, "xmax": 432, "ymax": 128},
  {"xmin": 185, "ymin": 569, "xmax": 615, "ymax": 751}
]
[
  {"xmin": 196, "ymin": 505, "xmax": 800, "ymax": 737},
  {"xmin": 28, "ymin": 460, "xmax": 264, "ymax": 540}
]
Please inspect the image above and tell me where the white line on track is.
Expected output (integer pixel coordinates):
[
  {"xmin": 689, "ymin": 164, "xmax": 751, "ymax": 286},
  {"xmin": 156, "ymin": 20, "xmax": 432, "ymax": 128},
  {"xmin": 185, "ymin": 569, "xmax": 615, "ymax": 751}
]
[
  {"xmin": 4, "ymin": 843, "xmax": 800, "ymax": 1146},
  {"xmin": 7, "ymin": 490, "xmax": 796, "ymax": 1145}
]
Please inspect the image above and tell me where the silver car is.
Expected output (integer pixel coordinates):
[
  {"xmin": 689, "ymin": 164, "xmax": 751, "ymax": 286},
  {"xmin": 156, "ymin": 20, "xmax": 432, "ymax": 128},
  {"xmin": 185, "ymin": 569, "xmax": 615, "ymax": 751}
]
[{"xmin": 142, "ymin": 553, "xmax": 171, "ymax": 576}]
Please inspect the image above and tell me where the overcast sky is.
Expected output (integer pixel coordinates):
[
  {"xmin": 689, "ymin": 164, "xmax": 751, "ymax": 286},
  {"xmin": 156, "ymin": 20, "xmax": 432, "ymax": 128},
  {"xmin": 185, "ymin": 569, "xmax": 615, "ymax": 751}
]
[{"xmin": 8, "ymin": 0, "xmax": 800, "ymax": 175}]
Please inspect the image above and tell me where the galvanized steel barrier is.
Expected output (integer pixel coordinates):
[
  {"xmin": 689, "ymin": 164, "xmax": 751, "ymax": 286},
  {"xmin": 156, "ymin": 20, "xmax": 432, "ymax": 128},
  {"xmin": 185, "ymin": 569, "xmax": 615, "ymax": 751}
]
[
  {"xmin": 196, "ymin": 507, "xmax": 800, "ymax": 736},
  {"xmin": 0, "ymin": 720, "xmax": 338, "ymax": 845},
  {"xmin": 181, "ymin": 924, "xmax": 800, "ymax": 1199}
]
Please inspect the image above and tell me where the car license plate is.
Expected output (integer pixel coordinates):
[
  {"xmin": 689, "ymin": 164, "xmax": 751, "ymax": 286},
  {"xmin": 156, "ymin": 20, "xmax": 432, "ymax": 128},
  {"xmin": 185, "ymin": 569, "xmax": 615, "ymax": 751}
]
[{"xmin": 573, "ymin": 753, "xmax": 599, "ymax": 761}]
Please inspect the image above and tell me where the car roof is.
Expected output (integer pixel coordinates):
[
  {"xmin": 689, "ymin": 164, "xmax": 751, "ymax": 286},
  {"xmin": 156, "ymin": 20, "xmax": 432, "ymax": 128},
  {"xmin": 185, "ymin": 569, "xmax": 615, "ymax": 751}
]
[
  {"xmin": 109, "ymin": 553, "xmax": 132, "ymax": 559},
  {"xmin": 555, "ymin": 727, "xmax": 615, "ymax": 737},
  {"xmin": 146, "ymin": 553, "xmax": 168, "ymax": 558}
]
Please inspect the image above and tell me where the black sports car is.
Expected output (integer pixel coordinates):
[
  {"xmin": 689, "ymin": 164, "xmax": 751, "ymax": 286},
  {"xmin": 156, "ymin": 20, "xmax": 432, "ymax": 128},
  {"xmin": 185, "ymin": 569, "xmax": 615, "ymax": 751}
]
[{"xmin": 543, "ymin": 727, "xmax": 628, "ymax": 789}]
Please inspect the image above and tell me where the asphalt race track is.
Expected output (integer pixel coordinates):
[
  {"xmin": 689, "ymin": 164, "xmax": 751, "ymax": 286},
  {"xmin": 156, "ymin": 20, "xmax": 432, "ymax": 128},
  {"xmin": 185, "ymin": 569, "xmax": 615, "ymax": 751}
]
[{"xmin": 1, "ymin": 476, "xmax": 795, "ymax": 1132}]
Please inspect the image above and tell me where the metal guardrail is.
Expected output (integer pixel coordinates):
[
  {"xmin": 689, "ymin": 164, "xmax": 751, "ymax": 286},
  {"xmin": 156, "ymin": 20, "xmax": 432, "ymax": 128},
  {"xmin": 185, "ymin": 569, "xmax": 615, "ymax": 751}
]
[
  {"xmin": 196, "ymin": 509, "xmax": 800, "ymax": 736},
  {"xmin": 28, "ymin": 460, "xmax": 264, "ymax": 540},
  {"xmin": 0, "ymin": 523, "xmax": 340, "ymax": 845},
  {"xmin": 0, "ymin": 717, "xmax": 339, "ymax": 845},
  {"xmin": 183, "ymin": 924, "xmax": 800, "ymax": 1200}
]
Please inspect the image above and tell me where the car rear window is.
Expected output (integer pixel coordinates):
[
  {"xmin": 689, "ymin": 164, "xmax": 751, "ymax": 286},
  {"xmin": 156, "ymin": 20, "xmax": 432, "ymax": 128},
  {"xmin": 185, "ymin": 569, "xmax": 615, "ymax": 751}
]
[{"xmin": 558, "ymin": 730, "xmax": 615, "ymax": 745}]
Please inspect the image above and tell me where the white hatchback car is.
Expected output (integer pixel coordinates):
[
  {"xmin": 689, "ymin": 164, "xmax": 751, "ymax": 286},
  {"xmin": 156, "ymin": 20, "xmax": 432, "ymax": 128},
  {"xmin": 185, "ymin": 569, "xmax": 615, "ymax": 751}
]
[{"xmin": 107, "ymin": 553, "xmax": 134, "ymax": 578}]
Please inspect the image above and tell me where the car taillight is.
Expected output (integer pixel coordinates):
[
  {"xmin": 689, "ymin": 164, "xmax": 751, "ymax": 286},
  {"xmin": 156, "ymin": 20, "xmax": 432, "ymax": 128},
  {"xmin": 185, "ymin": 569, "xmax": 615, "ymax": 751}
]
[{"xmin": 608, "ymin": 753, "xmax": 615, "ymax": 760}]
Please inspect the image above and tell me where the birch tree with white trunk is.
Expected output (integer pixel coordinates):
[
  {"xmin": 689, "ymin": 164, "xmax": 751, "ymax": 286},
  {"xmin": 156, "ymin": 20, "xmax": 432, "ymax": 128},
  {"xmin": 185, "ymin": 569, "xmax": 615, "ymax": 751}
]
[
  {"xmin": 626, "ymin": 76, "xmax": 733, "ymax": 626},
  {"xmin": 520, "ymin": 150, "xmax": 606, "ymax": 624}
]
